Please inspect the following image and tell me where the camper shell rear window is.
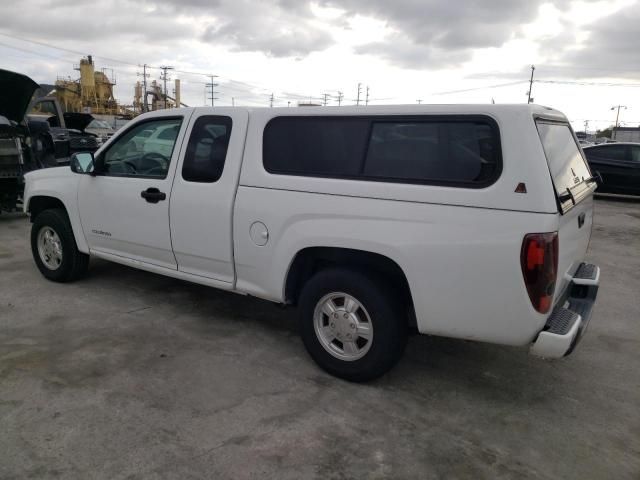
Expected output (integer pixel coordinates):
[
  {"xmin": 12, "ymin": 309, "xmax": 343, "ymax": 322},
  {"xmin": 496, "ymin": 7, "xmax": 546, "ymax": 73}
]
[{"xmin": 535, "ymin": 120, "xmax": 595, "ymax": 213}]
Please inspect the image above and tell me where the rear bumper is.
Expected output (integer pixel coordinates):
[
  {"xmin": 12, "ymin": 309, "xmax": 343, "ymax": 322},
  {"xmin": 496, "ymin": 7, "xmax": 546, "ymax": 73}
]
[{"xmin": 530, "ymin": 263, "xmax": 600, "ymax": 358}]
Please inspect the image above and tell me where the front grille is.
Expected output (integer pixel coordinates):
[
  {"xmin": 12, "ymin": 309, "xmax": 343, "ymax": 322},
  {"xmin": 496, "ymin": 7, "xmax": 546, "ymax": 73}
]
[
  {"xmin": 0, "ymin": 139, "xmax": 19, "ymax": 159},
  {"xmin": 69, "ymin": 136, "xmax": 98, "ymax": 150}
]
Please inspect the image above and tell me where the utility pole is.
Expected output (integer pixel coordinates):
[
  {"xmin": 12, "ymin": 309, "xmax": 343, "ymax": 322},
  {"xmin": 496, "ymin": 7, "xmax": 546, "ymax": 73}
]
[
  {"xmin": 611, "ymin": 105, "xmax": 627, "ymax": 128},
  {"xmin": 416, "ymin": 99, "xmax": 422, "ymax": 104},
  {"xmin": 287, "ymin": 101, "xmax": 291, "ymax": 107},
  {"xmin": 232, "ymin": 97, "xmax": 235, "ymax": 107},
  {"xmin": 137, "ymin": 64, "xmax": 149, "ymax": 112},
  {"xmin": 365, "ymin": 86, "xmax": 370, "ymax": 106},
  {"xmin": 159, "ymin": 66, "xmax": 174, "ymax": 109},
  {"xmin": 584, "ymin": 120, "xmax": 589, "ymax": 136},
  {"xmin": 270, "ymin": 93, "xmax": 274, "ymax": 108},
  {"xmin": 336, "ymin": 91, "xmax": 344, "ymax": 106},
  {"xmin": 527, "ymin": 65, "xmax": 535, "ymax": 104},
  {"xmin": 322, "ymin": 93, "xmax": 330, "ymax": 106},
  {"xmin": 206, "ymin": 75, "xmax": 219, "ymax": 107},
  {"xmin": 611, "ymin": 105, "xmax": 627, "ymax": 140},
  {"xmin": 356, "ymin": 83, "xmax": 362, "ymax": 106}
]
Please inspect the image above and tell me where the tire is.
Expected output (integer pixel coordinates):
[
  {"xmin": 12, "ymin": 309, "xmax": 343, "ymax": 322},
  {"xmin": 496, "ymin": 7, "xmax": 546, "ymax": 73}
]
[
  {"xmin": 298, "ymin": 268, "xmax": 407, "ymax": 382},
  {"xmin": 31, "ymin": 208, "xmax": 89, "ymax": 282}
]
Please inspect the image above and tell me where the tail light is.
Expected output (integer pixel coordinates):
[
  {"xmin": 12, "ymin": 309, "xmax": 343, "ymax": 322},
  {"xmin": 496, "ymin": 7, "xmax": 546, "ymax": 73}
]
[{"xmin": 521, "ymin": 232, "xmax": 558, "ymax": 314}]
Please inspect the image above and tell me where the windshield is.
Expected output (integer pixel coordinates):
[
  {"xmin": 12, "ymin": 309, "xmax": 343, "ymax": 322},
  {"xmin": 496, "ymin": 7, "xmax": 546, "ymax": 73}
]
[
  {"xmin": 88, "ymin": 119, "xmax": 113, "ymax": 129},
  {"xmin": 536, "ymin": 121, "xmax": 592, "ymax": 201}
]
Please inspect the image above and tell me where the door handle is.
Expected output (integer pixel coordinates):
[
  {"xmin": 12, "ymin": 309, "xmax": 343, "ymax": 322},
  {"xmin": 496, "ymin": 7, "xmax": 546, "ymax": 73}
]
[
  {"xmin": 578, "ymin": 212, "xmax": 586, "ymax": 228},
  {"xmin": 140, "ymin": 187, "xmax": 166, "ymax": 203}
]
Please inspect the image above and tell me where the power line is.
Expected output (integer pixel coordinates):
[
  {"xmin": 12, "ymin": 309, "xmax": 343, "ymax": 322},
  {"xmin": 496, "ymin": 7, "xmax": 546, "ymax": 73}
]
[
  {"xmin": 536, "ymin": 79, "xmax": 640, "ymax": 87},
  {"xmin": 433, "ymin": 80, "xmax": 527, "ymax": 96}
]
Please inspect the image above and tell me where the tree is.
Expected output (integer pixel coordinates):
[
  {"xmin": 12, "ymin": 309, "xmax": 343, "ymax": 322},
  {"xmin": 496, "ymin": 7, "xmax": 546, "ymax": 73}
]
[{"xmin": 596, "ymin": 126, "xmax": 613, "ymax": 139}]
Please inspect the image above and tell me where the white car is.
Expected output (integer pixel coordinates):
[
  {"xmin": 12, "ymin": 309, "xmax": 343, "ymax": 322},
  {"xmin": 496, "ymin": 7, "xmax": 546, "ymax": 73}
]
[{"xmin": 23, "ymin": 105, "xmax": 600, "ymax": 381}]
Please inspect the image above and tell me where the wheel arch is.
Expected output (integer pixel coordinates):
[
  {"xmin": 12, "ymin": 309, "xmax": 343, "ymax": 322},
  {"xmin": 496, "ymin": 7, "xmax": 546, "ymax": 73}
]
[
  {"xmin": 27, "ymin": 195, "xmax": 67, "ymax": 221},
  {"xmin": 284, "ymin": 246, "xmax": 416, "ymax": 327},
  {"xmin": 26, "ymin": 194, "xmax": 89, "ymax": 254}
]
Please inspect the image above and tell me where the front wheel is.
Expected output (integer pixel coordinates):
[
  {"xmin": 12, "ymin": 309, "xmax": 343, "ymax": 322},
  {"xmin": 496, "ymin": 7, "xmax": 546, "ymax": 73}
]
[
  {"xmin": 31, "ymin": 208, "xmax": 89, "ymax": 282},
  {"xmin": 298, "ymin": 268, "xmax": 407, "ymax": 382}
]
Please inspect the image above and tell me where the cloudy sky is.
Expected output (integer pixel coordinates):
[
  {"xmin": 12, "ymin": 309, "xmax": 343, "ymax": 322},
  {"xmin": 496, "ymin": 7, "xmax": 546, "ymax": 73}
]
[{"xmin": 1, "ymin": 0, "xmax": 639, "ymax": 131}]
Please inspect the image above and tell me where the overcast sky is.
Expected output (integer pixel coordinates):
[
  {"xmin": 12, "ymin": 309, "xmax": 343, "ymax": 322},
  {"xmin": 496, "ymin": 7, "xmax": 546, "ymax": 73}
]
[{"xmin": 1, "ymin": 0, "xmax": 639, "ymax": 131}]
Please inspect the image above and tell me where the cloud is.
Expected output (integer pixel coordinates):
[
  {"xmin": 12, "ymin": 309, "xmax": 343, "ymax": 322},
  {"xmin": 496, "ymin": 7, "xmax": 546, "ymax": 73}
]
[
  {"xmin": 0, "ymin": 0, "xmax": 636, "ymax": 78},
  {"xmin": 354, "ymin": 33, "xmax": 469, "ymax": 69},
  {"xmin": 556, "ymin": 3, "xmax": 640, "ymax": 79},
  {"xmin": 323, "ymin": 0, "xmax": 557, "ymax": 67},
  {"xmin": 201, "ymin": 1, "xmax": 333, "ymax": 58}
]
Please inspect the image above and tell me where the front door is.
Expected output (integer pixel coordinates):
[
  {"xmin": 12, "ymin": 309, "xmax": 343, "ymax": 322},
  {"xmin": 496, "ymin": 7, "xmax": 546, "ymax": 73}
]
[{"xmin": 78, "ymin": 113, "xmax": 191, "ymax": 269}]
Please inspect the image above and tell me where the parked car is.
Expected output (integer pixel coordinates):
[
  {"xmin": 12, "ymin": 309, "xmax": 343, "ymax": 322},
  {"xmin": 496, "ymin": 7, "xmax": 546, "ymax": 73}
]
[
  {"xmin": 23, "ymin": 105, "xmax": 600, "ymax": 381},
  {"xmin": 583, "ymin": 142, "xmax": 640, "ymax": 196},
  {"xmin": 28, "ymin": 99, "xmax": 100, "ymax": 164},
  {"xmin": 84, "ymin": 117, "xmax": 116, "ymax": 145},
  {"xmin": 0, "ymin": 69, "xmax": 56, "ymax": 212}
]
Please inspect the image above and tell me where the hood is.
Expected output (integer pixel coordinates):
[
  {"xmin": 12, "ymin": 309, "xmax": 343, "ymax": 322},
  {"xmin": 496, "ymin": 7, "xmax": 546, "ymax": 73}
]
[
  {"xmin": 0, "ymin": 69, "xmax": 39, "ymax": 122},
  {"xmin": 63, "ymin": 112, "xmax": 94, "ymax": 132}
]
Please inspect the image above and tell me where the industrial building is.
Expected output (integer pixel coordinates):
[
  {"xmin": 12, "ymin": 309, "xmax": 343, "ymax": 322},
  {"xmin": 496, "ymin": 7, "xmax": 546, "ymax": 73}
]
[
  {"xmin": 49, "ymin": 56, "xmax": 184, "ymax": 120},
  {"xmin": 613, "ymin": 126, "xmax": 640, "ymax": 142}
]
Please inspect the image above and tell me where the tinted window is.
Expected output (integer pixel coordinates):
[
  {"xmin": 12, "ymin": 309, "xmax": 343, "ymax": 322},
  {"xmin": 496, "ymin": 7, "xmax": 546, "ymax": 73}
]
[
  {"xmin": 632, "ymin": 146, "xmax": 640, "ymax": 163},
  {"xmin": 264, "ymin": 117, "xmax": 370, "ymax": 177},
  {"xmin": 585, "ymin": 145, "xmax": 629, "ymax": 162},
  {"xmin": 102, "ymin": 118, "xmax": 182, "ymax": 178},
  {"xmin": 364, "ymin": 121, "xmax": 497, "ymax": 183},
  {"xmin": 182, "ymin": 116, "xmax": 232, "ymax": 183},
  {"xmin": 157, "ymin": 125, "xmax": 180, "ymax": 141},
  {"xmin": 30, "ymin": 100, "xmax": 58, "ymax": 116},
  {"xmin": 263, "ymin": 116, "xmax": 500, "ymax": 185}
]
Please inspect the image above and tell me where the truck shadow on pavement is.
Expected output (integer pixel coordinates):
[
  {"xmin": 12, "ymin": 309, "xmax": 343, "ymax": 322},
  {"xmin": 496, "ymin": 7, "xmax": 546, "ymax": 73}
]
[{"xmin": 83, "ymin": 256, "xmax": 567, "ymax": 402}]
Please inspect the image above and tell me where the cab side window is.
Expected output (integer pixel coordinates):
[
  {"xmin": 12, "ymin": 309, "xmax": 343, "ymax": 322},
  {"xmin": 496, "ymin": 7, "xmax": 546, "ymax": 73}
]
[
  {"xmin": 182, "ymin": 116, "xmax": 232, "ymax": 183},
  {"xmin": 102, "ymin": 118, "xmax": 182, "ymax": 178}
]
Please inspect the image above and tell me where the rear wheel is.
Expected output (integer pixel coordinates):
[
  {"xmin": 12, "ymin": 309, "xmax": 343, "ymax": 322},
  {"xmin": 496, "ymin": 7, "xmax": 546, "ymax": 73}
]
[
  {"xmin": 298, "ymin": 268, "xmax": 407, "ymax": 382},
  {"xmin": 31, "ymin": 208, "xmax": 89, "ymax": 282}
]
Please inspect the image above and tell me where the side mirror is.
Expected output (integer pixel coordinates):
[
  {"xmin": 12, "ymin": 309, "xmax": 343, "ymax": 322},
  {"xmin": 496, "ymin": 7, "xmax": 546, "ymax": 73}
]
[{"xmin": 70, "ymin": 152, "xmax": 95, "ymax": 174}]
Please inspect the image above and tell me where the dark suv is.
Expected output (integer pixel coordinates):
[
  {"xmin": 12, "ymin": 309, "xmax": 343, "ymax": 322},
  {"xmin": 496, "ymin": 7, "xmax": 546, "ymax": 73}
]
[{"xmin": 583, "ymin": 143, "xmax": 640, "ymax": 196}]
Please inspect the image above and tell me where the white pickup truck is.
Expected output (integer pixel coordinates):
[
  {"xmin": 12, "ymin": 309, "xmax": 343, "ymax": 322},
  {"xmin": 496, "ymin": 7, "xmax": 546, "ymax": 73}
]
[{"xmin": 23, "ymin": 105, "xmax": 600, "ymax": 381}]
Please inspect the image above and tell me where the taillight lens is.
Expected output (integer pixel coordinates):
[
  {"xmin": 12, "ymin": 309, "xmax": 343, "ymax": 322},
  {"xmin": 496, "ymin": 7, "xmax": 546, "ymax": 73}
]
[{"xmin": 521, "ymin": 232, "xmax": 558, "ymax": 314}]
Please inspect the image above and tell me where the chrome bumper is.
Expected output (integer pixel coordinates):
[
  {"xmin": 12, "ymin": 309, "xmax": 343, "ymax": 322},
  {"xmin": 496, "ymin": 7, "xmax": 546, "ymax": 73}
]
[{"xmin": 530, "ymin": 263, "xmax": 600, "ymax": 358}]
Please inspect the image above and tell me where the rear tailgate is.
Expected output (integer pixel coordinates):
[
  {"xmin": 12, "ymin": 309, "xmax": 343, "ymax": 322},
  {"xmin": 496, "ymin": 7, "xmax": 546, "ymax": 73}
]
[{"xmin": 535, "ymin": 120, "xmax": 597, "ymax": 299}]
